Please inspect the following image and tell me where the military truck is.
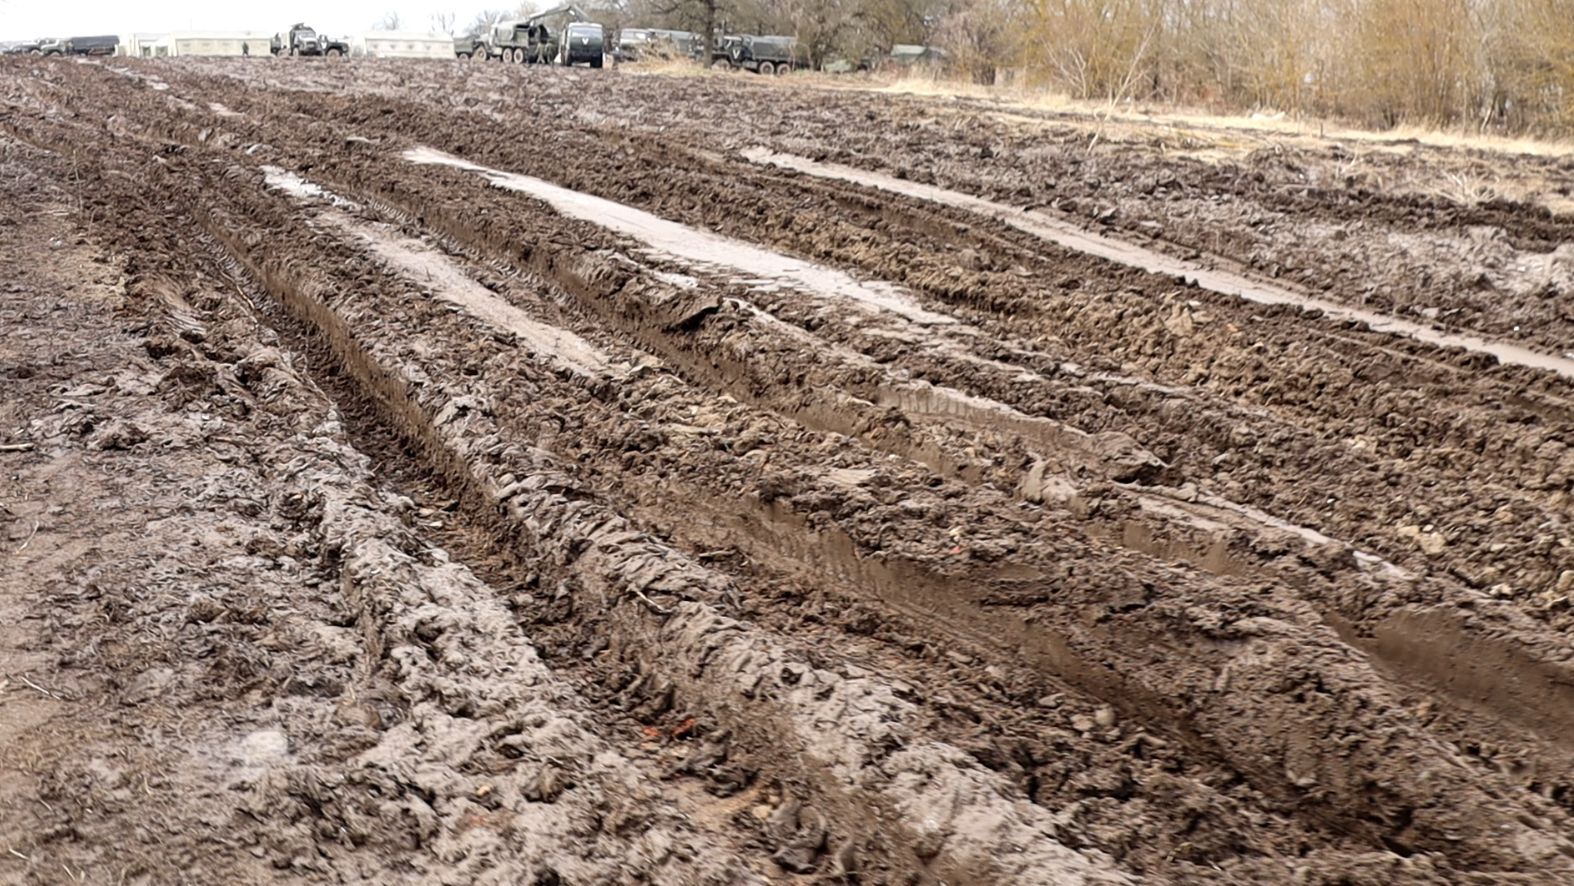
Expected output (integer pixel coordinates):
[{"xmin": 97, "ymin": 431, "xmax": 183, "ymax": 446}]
[
  {"xmin": 716, "ymin": 35, "xmax": 802, "ymax": 76},
  {"xmin": 270, "ymin": 23, "xmax": 349, "ymax": 57},
  {"xmin": 4, "ymin": 39, "xmax": 51, "ymax": 55},
  {"xmin": 703, "ymin": 35, "xmax": 743, "ymax": 69},
  {"xmin": 557, "ymin": 22, "xmax": 604, "ymax": 67},
  {"xmin": 469, "ymin": 20, "xmax": 554, "ymax": 63},
  {"xmin": 467, "ymin": 4, "xmax": 586, "ymax": 64},
  {"xmin": 38, "ymin": 35, "xmax": 120, "ymax": 57}
]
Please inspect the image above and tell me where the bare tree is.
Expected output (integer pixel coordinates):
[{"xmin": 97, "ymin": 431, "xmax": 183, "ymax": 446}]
[
  {"xmin": 431, "ymin": 11, "xmax": 458, "ymax": 34},
  {"xmin": 375, "ymin": 11, "xmax": 403, "ymax": 30},
  {"xmin": 933, "ymin": 0, "xmax": 1015, "ymax": 85},
  {"xmin": 469, "ymin": 9, "xmax": 511, "ymax": 36}
]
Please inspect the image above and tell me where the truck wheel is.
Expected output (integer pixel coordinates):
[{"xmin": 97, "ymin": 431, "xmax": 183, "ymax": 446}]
[
  {"xmin": 711, "ymin": 58, "xmax": 730, "ymax": 70},
  {"xmin": 590, "ymin": 56, "xmax": 602, "ymax": 69},
  {"xmin": 471, "ymin": 49, "xmax": 486, "ymax": 63},
  {"xmin": 775, "ymin": 62, "xmax": 790, "ymax": 76},
  {"xmin": 326, "ymin": 47, "xmax": 343, "ymax": 58},
  {"xmin": 758, "ymin": 61, "xmax": 775, "ymax": 76},
  {"xmin": 289, "ymin": 46, "xmax": 297, "ymax": 57}
]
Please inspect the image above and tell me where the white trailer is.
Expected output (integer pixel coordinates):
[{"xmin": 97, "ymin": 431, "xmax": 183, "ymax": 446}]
[
  {"xmin": 125, "ymin": 32, "xmax": 273, "ymax": 58},
  {"xmin": 356, "ymin": 32, "xmax": 455, "ymax": 59}
]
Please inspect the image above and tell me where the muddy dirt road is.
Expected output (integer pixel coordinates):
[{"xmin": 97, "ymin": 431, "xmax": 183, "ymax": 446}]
[{"xmin": 2, "ymin": 57, "xmax": 1571, "ymax": 884}]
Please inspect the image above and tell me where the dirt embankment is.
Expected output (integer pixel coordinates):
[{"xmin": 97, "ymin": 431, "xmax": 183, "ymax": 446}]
[{"xmin": 3, "ymin": 56, "xmax": 1573, "ymax": 885}]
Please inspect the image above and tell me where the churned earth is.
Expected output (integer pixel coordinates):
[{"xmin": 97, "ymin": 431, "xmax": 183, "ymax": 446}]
[{"xmin": 1, "ymin": 56, "xmax": 1571, "ymax": 885}]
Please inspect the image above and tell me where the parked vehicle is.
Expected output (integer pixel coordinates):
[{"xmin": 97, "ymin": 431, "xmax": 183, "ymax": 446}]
[
  {"xmin": 37, "ymin": 35, "xmax": 119, "ymax": 57},
  {"xmin": 270, "ymin": 23, "xmax": 348, "ymax": 57},
  {"xmin": 471, "ymin": 19, "xmax": 554, "ymax": 63},
  {"xmin": 3, "ymin": 39, "xmax": 51, "ymax": 56},
  {"xmin": 558, "ymin": 22, "xmax": 604, "ymax": 67},
  {"xmin": 888, "ymin": 44, "xmax": 945, "ymax": 68},
  {"xmin": 704, "ymin": 35, "xmax": 744, "ymax": 69},
  {"xmin": 612, "ymin": 28, "xmax": 696, "ymax": 63},
  {"xmin": 717, "ymin": 35, "xmax": 802, "ymax": 76},
  {"xmin": 467, "ymin": 4, "xmax": 586, "ymax": 64}
]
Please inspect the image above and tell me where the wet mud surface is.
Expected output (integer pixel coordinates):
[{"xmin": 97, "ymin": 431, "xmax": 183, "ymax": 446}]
[{"xmin": 2, "ymin": 57, "xmax": 1572, "ymax": 884}]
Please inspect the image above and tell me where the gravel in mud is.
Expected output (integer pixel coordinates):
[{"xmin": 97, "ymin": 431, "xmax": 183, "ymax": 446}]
[{"xmin": 2, "ymin": 57, "xmax": 1572, "ymax": 885}]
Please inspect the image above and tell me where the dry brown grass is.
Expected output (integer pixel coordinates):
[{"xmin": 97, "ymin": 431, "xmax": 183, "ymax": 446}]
[{"xmin": 856, "ymin": 71, "xmax": 1574, "ymax": 159}]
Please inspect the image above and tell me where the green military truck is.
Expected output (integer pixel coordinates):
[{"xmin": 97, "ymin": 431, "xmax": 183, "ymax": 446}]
[
  {"xmin": 462, "ymin": 4, "xmax": 587, "ymax": 64},
  {"xmin": 270, "ymin": 23, "xmax": 349, "ymax": 57}
]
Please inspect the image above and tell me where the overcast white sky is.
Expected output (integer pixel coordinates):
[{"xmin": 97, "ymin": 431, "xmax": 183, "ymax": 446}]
[{"xmin": 1, "ymin": 1, "xmax": 473, "ymax": 40}]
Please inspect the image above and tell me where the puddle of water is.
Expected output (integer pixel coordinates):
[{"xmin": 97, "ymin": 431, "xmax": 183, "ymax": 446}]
[
  {"xmin": 402, "ymin": 146, "xmax": 957, "ymax": 327},
  {"xmin": 260, "ymin": 168, "xmax": 614, "ymax": 378},
  {"xmin": 260, "ymin": 166, "xmax": 361, "ymax": 209},
  {"xmin": 334, "ymin": 220, "xmax": 617, "ymax": 378},
  {"xmin": 743, "ymin": 148, "xmax": 1574, "ymax": 382}
]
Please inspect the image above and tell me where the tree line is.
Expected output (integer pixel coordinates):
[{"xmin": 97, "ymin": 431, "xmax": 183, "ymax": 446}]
[{"xmin": 1010, "ymin": 0, "xmax": 1574, "ymax": 133}]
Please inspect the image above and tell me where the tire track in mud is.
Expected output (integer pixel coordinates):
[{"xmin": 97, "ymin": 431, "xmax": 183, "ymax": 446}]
[
  {"xmin": 156, "ymin": 112, "xmax": 1548, "ymax": 881},
  {"xmin": 135, "ymin": 45, "xmax": 1574, "ymax": 830},
  {"xmin": 353, "ymin": 136, "xmax": 1574, "ymax": 770},
  {"xmin": 101, "ymin": 54, "xmax": 1574, "ymax": 352},
  {"xmin": 739, "ymin": 147, "xmax": 1574, "ymax": 382},
  {"xmin": 0, "ymin": 128, "xmax": 767, "ymax": 884},
  {"xmin": 323, "ymin": 102, "xmax": 1574, "ymax": 638},
  {"xmin": 228, "ymin": 167, "xmax": 1144, "ymax": 885},
  {"xmin": 9, "ymin": 58, "xmax": 1574, "ymax": 882},
  {"xmin": 138, "ymin": 74, "xmax": 1574, "ymax": 868},
  {"xmin": 232, "ymin": 148, "xmax": 1574, "ymax": 874}
]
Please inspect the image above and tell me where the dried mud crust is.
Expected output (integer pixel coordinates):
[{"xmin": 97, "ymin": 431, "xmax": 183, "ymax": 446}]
[{"xmin": 3, "ymin": 57, "xmax": 1574, "ymax": 883}]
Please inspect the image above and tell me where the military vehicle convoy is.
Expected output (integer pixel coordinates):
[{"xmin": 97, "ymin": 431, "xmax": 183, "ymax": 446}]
[{"xmin": 270, "ymin": 23, "xmax": 349, "ymax": 57}]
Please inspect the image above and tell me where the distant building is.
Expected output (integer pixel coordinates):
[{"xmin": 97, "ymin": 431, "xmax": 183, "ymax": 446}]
[
  {"xmin": 124, "ymin": 32, "xmax": 274, "ymax": 58},
  {"xmin": 355, "ymin": 31, "xmax": 454, "ymax": 59}
]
